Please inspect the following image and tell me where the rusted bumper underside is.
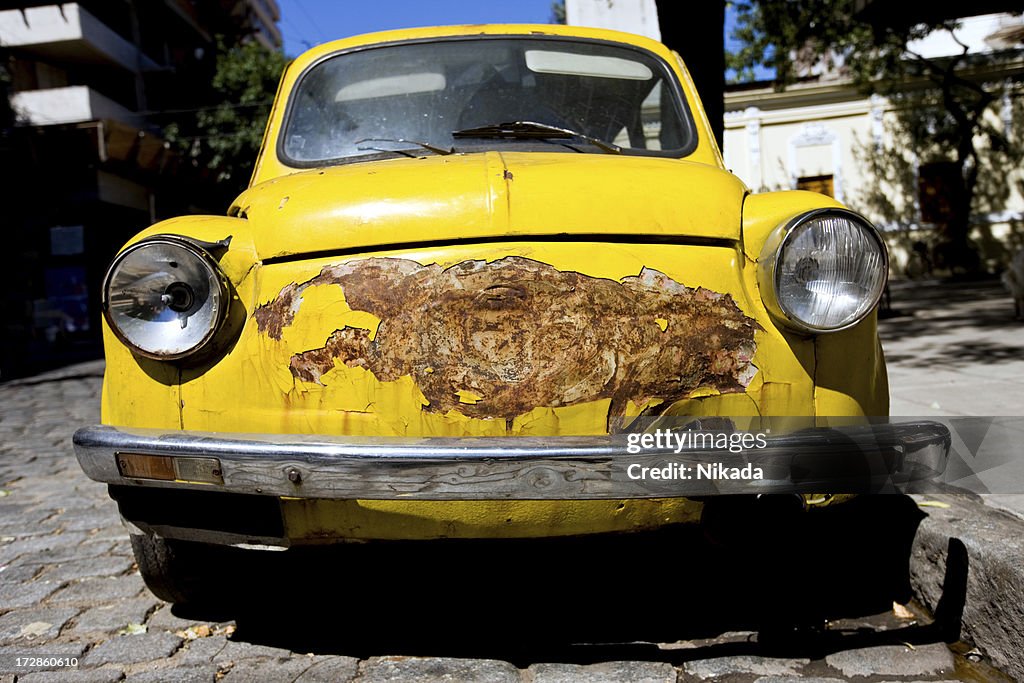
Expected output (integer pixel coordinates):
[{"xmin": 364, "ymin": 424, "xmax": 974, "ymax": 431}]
[{"xmin": 74, "ymin": 423, "xmax": 950, "ymax": 499}]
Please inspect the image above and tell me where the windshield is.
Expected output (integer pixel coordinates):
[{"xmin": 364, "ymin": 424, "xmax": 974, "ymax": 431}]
[{"xmin": 280, "ymin": 37, "xmax": 694, "ymax": 165}]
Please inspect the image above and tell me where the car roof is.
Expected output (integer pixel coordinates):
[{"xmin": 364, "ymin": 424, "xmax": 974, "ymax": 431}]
[{"xmin": 290, "ymin": 23, "xmax": 675, "ymax": 68}]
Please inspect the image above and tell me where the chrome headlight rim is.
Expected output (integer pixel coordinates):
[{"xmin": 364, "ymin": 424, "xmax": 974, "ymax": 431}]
[
  {"xmin": 758, "ymin": 208, "xmax": 889, "ymax": 334},
  {"xmin": 102, "ymin": 235, "xmax": 231, "ymax": 361}
]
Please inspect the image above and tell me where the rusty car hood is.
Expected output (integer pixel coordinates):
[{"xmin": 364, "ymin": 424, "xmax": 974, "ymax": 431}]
[{"xmin": 229, "ymin": 152, "xmax": 746, "ymax": 261}]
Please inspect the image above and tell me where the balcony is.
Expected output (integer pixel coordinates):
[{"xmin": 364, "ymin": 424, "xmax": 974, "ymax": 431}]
[
  {"xmin": 10, "ymin": 85, "xmax": 137, "ymax": 126},
  {"xmin": 0, "ymin": 3, "xmax": 157, "ymax": 73}
]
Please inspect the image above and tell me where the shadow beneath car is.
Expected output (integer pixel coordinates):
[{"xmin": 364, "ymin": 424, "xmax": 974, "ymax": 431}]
[{"xmin": 175, "ymin": 495, "xmax": 967, "ymax": 666}]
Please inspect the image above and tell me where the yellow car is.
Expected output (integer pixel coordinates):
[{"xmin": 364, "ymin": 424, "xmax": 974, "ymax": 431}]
[{"xmin": 73, "ymin": 24, "xmax": 949, "ymax": 604}]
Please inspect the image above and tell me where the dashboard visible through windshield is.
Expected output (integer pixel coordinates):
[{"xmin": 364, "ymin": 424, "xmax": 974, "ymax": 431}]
[{"xmin": 280, "ymin": 36, "xmax": 695, "ymax": 166}]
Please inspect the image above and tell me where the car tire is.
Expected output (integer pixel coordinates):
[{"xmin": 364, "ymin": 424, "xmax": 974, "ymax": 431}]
[{"xmin": 130, "ymin": 534, "xmax": 224, "ymax": 606}]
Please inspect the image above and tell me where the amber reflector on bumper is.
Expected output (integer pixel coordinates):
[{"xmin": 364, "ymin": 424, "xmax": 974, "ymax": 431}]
[{"xmin": 116, "ymin": 453, "xmax": 223, "ymax": 484}]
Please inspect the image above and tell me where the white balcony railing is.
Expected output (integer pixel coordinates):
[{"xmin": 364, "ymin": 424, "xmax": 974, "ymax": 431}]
[
  {"xmin": 10, "ymin": 85, "xmax": 137, "ymax": 126},
  {"xmin": 0, "ymin": 3, "xmax": 157, "ymax": 72}
]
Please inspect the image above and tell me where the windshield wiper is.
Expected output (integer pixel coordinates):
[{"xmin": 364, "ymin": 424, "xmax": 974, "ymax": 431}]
[
  {"xmin": 451, "ymin": 121, "xmax": 622, "ymax": 155},
  {"xmin": 354, "ymin": 137, "xmax": 453, "ymax": 156}
]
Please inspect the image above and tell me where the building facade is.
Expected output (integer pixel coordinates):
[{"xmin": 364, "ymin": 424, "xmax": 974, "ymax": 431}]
[
  {"xmin": 723, "ymin": 12, "xmax": 1024, "ymax": 277},
  {"xmin": 0, "ymin": 1, "xmax": 281, "ymax": 378}
]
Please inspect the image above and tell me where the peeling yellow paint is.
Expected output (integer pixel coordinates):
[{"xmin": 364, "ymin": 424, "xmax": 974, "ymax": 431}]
[
  {"xmin": 192, "ymin": 241, "xmax": 787, "ymax": 440},
  {"xmin": 654, "ymin": 317, "xmax": 669, "ymax": 332},
  {"xmin": 455, "ymin": 389, "xmax": 483, "ymax": 405},
  {"xmin": 262, "ymin": 256, "xmax": 760, "ymax": 422}
]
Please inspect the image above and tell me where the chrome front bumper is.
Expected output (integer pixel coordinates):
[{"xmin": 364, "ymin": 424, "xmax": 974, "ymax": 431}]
[{"xmin": 73, "ymin": 422, "xmax": 951, "ymax": 500}]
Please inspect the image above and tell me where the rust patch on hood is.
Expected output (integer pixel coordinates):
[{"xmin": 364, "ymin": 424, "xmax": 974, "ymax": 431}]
[{"xmin": 255, "ymin": 257, "xmax": 760, "ymax": 419}]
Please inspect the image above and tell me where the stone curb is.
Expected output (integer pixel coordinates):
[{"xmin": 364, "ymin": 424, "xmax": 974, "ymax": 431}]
[{"xmin": 909, "ymin": 493, "xmax": 1024, "ymax": 681}]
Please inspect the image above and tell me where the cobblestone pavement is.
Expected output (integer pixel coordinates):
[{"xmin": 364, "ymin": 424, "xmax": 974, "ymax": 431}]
[{"xmin": 0, "ymin": 280, "xmax": 1020, "ymax": 682}]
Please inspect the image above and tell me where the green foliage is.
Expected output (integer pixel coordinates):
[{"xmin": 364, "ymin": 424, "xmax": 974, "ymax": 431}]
[
  {"xmin": 726, "ymin": 0, "xmax": 934, "ymax": 88},
  {"xmin": 550, "ymin": 0, "xmax": 566, "ymax": 24},
  {"xmin": 728, "ymin": 0, "xmax": 855, "ymax": 85},
  {"xmin": 0, "ymin": 47, "xmax": 16, "ymax": 129},
  {"xmin": 164, "ymin": 39, "xmax": 287, "ymax": 195}
]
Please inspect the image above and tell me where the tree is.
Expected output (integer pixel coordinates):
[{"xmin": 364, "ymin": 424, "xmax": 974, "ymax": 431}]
[
  {"xmin": 549, "ymin": 1, "xmax": 727, "ymax": 147},
  {"xmin": 0, "ymin": 47, "xmax": 16, "ymax": 130},
  {"xmin": 165, "ymin": 39, "xmax": 288, "ymax": 208},
  {"xmin": 728, "ymin": 1, "xmax": 1024, "ymax": 271},
  {"xmin": 550, "ymin": 0, "xmax": 566, "ymax": 24}
]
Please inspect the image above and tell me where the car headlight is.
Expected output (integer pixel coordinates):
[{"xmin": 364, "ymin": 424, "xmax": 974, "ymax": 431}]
[
  {"xmin": 102, "ymin": 236, "xmax": 230, "ymax": 359},
  {"xmin": 758, "ymin": 209, "xmax": 888, "ymax": 333}
]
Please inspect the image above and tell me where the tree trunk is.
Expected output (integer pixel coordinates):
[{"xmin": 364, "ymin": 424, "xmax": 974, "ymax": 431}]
[
  {"xmin": 933, "ymin": 83, "xmax": 989, "ymax": 273},
  {"xmin": 656, "ymin": 0, "xmax": 726, "ymax": 151}
]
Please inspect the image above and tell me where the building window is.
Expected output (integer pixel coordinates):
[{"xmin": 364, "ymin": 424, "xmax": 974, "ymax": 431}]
[
  {"xmin": 917, "ymin": 161, "xmax": 958, "ymax": 224},
  {"xmin": 796, "ymin": 174, "xmax": 834, "ymax": 198}
]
